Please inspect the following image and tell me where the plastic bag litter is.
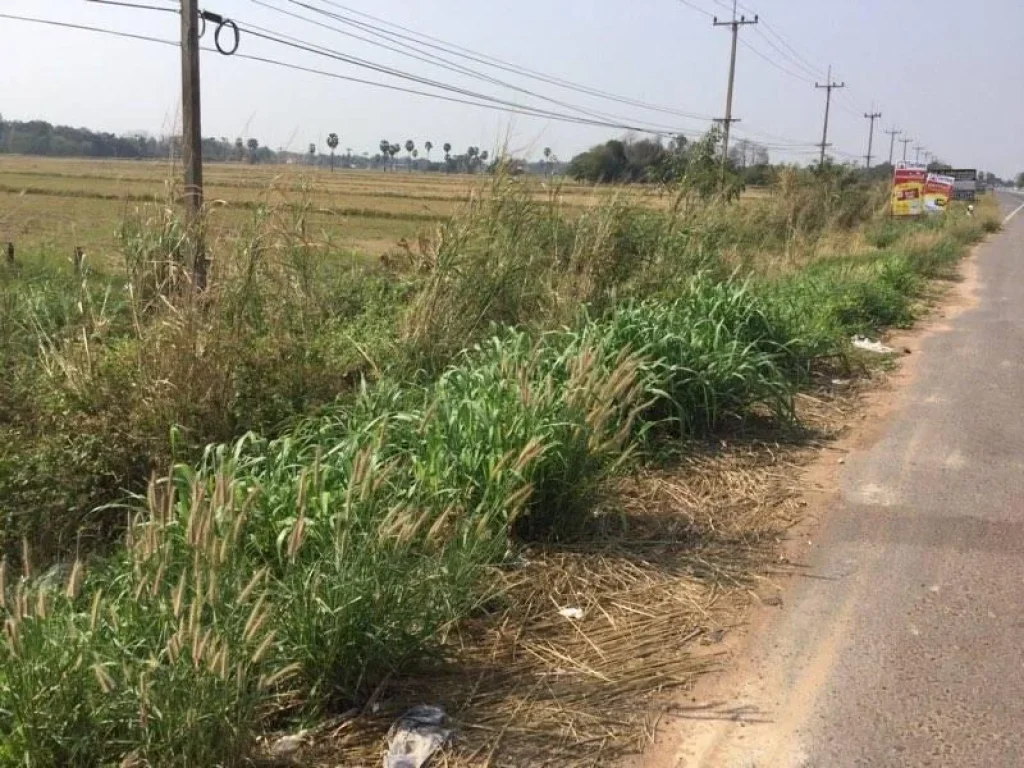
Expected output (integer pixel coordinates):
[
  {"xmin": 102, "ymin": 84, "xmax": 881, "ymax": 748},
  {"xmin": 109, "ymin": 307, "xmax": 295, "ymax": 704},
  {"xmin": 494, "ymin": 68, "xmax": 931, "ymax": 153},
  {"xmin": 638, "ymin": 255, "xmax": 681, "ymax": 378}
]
[
  {"xmin": 851, "ymin": 335, "xmax": 894, "ymax": 354},
  {"xmin": 384, "ymin": 705, "xmax": 453, "ymax": 768},
  {"xmin": 558, "ymin": 607, "xmax": 585, "ymax": 620}
]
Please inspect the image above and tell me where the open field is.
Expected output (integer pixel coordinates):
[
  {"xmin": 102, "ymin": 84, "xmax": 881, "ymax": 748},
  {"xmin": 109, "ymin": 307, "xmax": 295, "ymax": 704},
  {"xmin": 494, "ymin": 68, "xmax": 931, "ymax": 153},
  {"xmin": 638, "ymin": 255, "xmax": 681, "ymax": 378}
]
[
  {"xmin": 0, "ymin": 155, "xmax": 672, "ymax": 261},
  {"xmin": 0, "ymin": 155, "xmax": 774, "ymax": 264}
]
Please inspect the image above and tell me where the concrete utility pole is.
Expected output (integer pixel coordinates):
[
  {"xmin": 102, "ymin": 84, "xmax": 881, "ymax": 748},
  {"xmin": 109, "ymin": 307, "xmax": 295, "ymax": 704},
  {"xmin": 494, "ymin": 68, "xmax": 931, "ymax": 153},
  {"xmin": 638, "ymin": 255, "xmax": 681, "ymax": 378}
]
[
  {"xmin": 714, "ymin": 0, "xmax": 758, "ymax": 186},
  {"xmin": 181, "ymin": 0, "xmax": 206, "ymax": 288},
  {"xmin": 815, "ymin": 65, "xmax": 845, "ymax": 167},
  {"xmin": 914, "ymin": 144, "xmax": 924, "ymax": 165},
  {"xmin": 884, "ymin": 127, "xmax": 901, "ymax": 166},
  {"xmin": 899, "ymin": 137, "xmax": 912, "ymax": 163},
  {"xmin": 863, "ymin": 110, "xmax": 882, "ymax": 168}
]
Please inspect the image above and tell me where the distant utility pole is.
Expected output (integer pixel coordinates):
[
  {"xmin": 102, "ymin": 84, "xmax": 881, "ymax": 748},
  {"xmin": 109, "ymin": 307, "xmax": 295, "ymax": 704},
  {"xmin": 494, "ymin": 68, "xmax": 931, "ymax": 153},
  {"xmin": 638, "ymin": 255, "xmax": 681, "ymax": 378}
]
[
  {"xmin": 714, "ymin": 0, "xmax": 758, "ymax": 186},
  {"xmin": 815, "ymin": 65, "xmax": 845, "ymax": 167},
  {"xmin": 863, "ymin": 110, "xmax": 882, "ymax": 168},
  {"xmin": 914, "ymin": 144, "xmax": 924, "ymax": 165},
  {"xmin": 180, "ymin": 0, "xmax": 206, "ymax": 289},
  {"xmin": 899, "ymin": 137, "xmax": 912, "ymax": 163},
  {"xmin": 884, "ymin": 127, "xmax": 901, "ymax": 166}
]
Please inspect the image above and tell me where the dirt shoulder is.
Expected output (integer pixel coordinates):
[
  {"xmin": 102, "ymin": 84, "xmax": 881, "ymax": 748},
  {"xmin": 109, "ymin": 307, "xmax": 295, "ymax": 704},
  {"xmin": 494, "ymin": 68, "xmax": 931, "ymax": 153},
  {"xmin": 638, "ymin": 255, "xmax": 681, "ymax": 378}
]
[{"xmin": 632, "ymin": 252, "xmax": 982, "ymax": 768}]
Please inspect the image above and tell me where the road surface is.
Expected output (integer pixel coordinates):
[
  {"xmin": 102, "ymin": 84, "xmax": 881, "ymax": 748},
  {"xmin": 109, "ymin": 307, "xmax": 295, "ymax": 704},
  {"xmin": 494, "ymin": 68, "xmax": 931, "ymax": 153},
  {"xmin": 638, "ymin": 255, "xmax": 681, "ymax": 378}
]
[{"xmin": 647, "ymin": 191, "xmax": 1024, "ymax": 767}]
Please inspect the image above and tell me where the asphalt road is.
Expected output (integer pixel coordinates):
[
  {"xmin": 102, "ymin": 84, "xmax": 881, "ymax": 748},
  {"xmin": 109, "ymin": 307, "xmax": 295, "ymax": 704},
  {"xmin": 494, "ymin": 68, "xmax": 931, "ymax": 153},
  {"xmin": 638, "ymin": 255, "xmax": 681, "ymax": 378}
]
[{"xmin": 652, "ymin": 192, "xmax": 1024, "ymax": 768}]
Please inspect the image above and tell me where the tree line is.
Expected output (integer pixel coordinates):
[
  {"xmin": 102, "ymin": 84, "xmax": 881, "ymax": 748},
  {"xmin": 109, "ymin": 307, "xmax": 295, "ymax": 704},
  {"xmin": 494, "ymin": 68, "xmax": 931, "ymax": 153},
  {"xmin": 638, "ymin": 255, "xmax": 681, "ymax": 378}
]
[
  {"xmin": 563, "ymin": 129, "xmax": 781, "ymax": 191},
  {"xmin": 0, "ymin": 116, "xmax": 552, "ymax": 175}
]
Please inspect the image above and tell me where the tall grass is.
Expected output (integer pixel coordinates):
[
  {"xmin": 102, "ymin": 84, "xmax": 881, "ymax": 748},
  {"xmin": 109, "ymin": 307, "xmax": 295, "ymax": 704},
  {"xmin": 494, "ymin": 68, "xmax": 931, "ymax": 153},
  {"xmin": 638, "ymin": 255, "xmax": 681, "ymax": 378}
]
[
  {"xmin": 1, "ymin": 202, "xmax": 409, "ymax": 562},
  {"xmin": 0, "ymin": 174, "xmax": 996, "ymax": 763}
]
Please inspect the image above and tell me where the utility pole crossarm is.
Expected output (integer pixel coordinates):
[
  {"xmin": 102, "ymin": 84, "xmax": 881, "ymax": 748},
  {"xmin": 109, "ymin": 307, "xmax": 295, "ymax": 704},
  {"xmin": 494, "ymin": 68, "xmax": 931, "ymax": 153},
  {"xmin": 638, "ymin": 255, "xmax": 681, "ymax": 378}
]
[
  {"xmin": 714, "ymin": 0, "xmax": 758, "ymax": 188},
  {"xmin": 899, "ymin": 137, "xmax": 913, "ymax": 163}
]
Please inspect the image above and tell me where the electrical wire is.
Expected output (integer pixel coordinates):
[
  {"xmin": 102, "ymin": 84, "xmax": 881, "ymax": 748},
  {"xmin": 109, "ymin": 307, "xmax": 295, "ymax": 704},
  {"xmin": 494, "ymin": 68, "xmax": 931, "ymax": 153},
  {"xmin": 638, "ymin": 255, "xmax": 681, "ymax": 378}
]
[
  {"xmin": 234, "ymin": 11, "xmax": 811, "ymax": 147},
  {"xmin": 0, "ymin": 11, "xmax": 706, "ymax": 139},
  {"xmin": 0, "ymin": 11, "xmax": 180, "ymax": 45},
  {"xmin": 244, "ymin": 0, "xmax": 712, "ymax": 136},
  {"xmin": 737, "ymin": 37, "xmax": 815, "ymax": 86},
  {"xmin": 283, "ymin": 0, "xmax": 721, "ymax": 122},
  {"xmin": 673, "ymin": 0, "xmax": 716, "ymax": 20},
  {"xmin": 758, "ymin": 20, "xmax": 826, "ymax": 79},
  {"xmin": 276, "ymin": 0, "xmax": 817, "ymax": 148},
  {"xmin": 16, "ymin": 7, "xmax": 819, "ymax": 151},
  {"xmin": 232, "ymin": 20, "xmax": 712, "ymax": 138},
  {"xmin": 751, "ymin": 27, "xmax": 822, "ymax": 80},
  {"xmin": 84, "ymin": 0, "xmax": 178, "ymax": 12}
]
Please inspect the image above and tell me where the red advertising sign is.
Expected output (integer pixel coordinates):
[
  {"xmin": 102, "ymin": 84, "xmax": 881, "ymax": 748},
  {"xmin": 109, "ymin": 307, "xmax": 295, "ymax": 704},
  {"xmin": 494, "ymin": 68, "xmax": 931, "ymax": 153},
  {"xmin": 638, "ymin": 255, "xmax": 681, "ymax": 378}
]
[{"xmin": 892, "ymin": 168, "xmax": 928, "ymax": 216}]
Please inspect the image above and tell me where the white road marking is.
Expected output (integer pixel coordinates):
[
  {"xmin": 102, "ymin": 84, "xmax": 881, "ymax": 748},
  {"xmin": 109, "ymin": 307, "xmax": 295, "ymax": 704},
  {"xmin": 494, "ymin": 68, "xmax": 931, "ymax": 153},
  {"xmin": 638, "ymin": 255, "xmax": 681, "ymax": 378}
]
[{"xmin": 1005, "ymin": 202, "xmax": 1024, "ymax": 224}]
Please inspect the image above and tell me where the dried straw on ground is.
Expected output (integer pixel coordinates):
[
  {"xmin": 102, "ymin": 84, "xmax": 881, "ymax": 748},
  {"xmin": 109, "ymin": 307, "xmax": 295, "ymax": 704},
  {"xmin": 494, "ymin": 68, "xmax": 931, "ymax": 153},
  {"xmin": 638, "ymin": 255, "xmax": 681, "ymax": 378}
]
[{"xmin": 290, "ymin": 381, "xmax": 860, "ymax": 767}]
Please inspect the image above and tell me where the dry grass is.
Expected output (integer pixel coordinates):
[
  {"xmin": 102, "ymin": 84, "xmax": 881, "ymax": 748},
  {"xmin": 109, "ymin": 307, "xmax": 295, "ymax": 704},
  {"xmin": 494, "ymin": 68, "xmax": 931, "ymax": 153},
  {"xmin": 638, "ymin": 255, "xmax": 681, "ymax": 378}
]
[
  {"xmin": 281, "ymin": 385, "xmax": 856, "ymax": 767},
  {"xmin": 0, "ymin": 156, "xmax": 764, "ymax": 265}
]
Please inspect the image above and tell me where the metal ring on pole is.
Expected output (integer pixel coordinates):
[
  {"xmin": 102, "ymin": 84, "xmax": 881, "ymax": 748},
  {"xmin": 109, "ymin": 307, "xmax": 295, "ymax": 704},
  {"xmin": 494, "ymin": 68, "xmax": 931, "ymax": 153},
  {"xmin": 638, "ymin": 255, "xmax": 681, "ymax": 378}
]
[
  {"xmin": 214, "ymin": 18, "xmax": 239, "ymax": 55},
  {"xmin": 198, "ymin": 13, "xmax": 206, "ymax": 38}
]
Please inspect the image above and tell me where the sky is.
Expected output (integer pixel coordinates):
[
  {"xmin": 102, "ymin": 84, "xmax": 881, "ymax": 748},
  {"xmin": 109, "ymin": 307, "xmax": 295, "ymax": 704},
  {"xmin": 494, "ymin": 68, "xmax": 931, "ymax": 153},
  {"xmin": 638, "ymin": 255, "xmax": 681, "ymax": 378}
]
[{"xmin": 2, "ymin": 0, "xmax": 1023, "ymax": 176}]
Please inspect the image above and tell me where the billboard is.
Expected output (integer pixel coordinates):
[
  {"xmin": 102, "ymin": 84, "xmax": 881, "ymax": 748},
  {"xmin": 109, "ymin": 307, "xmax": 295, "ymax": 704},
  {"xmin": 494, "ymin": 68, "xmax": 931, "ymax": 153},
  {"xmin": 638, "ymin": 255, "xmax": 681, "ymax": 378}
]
[
  {"xmin": 891, "ymin": 167, "xmax": 928, "ymax": 217},
  {"xmin": 923, "ymin": 174, "xmax": 955, "ymax": 212}
]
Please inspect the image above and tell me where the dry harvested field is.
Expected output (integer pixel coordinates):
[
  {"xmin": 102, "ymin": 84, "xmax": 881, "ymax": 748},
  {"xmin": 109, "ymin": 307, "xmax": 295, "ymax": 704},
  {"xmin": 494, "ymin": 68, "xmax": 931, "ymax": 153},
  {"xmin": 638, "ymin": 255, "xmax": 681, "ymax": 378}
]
[
  {"xmin": 0, "ymin": 155, "xmax": 677, "ymax": 263},
  {"xmin": 0, "ymin": 155, "xmax": 772, "ymax": 266}
]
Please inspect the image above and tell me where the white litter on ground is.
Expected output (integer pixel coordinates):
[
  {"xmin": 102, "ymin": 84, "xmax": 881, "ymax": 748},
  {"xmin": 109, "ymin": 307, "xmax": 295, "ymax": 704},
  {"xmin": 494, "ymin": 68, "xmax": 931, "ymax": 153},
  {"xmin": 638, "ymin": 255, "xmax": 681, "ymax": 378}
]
[{"xmin": 851, "ymin": 335, "xmax": 894, "ymax": 354}]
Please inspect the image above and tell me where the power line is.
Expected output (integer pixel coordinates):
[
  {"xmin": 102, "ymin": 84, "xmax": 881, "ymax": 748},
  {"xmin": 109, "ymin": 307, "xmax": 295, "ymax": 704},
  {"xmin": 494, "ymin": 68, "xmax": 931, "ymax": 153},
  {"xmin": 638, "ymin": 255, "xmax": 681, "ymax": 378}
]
[
  {"xmin": 277, "ymin": 0, "xmax": 816, "ymax": 148},
  {"xmin": 238, "ymin": 7, "xmax": 814, "ymax": 148},
  {"xmin": 232, "ymin": 19, "xmax": 715, "ymax": 138},
  {"xmin": 679, "ymin": 0, "xmax": 828, "ymax": 82},
  {"xmin": 751, "ymin": 26, "xmax": 822, "ymax": 80},
  {"xmin": 737, "ymin": 37, "xmax": 815, "ymax": 85},
  {"xmin": 84, "ymin": 0, "xmax": 177, "ymax": 11},
  {"xmin": 0, "ymin": 11, "xmax": 180, "ymax": 46},
  {"xmin": 283, "ymin": 0, "xmax": 721, "ymax": 122},
  {"xmin": 758, "ymin": 20, "xmax": 826, "ymax": 79},
  {"xmin": 674, "ymin": 0, "xmax": 716, "ymax": 20},
  {"xmin": 16, "ymin": 6, "xmax": 818, "ymax": 152},
  {"xmin": 245, "ymin": 0, "xmax": 708, "ymax": 136},
  {"xmin": 0, "ymin": 11, "xmax": 711, "ymax": 139},
  {"xmin": 227, "ymin": 51, "xmax": 718, "ymax": 137}
]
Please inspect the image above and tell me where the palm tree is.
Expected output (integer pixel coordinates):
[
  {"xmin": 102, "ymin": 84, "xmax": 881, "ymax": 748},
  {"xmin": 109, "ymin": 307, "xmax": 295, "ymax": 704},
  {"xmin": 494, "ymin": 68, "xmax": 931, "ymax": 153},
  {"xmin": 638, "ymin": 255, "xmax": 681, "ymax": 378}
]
[
  {"xmin": 480, "ymin": 150, "xmax": 489, "ymax": 168},
  {"xmin": 443, "ymin": 142, "xmax": 452, "ymax": 173},
  {"xmin": 404, "ymin": 139, "xmax": 415, "ymax": 173},
  {"xmin": 389, "ymin": 143, "xmax": 400, "ymax": 172},
  {"xmin": 235, "ymin": 137, "xmax": 244, "ymax": 161},
  {"xmin": 247, "ymin": 138, "xmax": 259, "ymax": 164},
  {"xmin": 466, "ymin": 146, "xmax": 479, "ymax": 173},
  {"xmin": 424, "ymin": 141, "xmax": 433, "ymax": 164},
  {"xmin": 326, "ymin": 132, "xmax": 339, "ymax": 171},
  {"xmin": 379, "ymin": 139, "xmax": 390, "ymax": 171},
  {"xmin": 543, "ymin": 146, "xmax": 553, "ymax": 176}
]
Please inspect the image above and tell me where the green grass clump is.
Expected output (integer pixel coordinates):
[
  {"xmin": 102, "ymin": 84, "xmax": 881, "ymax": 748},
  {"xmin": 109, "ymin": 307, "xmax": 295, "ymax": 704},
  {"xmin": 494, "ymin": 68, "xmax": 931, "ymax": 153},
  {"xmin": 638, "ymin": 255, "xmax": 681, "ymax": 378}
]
[{"xmin": 586, "ymin": 275, "xmax": 794, "ymax": 435}]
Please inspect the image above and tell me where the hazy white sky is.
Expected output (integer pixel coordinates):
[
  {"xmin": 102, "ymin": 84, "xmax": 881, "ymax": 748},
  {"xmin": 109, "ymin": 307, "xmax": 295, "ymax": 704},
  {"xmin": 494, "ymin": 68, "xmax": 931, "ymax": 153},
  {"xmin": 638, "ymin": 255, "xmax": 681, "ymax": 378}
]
[{"xmin": 2, "ymin": 0, "xmax": 1022, "ymax": 175}]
